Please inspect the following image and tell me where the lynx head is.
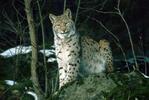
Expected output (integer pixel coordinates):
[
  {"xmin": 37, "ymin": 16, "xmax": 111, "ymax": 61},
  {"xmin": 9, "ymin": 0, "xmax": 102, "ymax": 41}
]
[
  {"xmin": 49, "ymin": 9, "xmax": 76, "ymax": 39},
  {"xmin": 99, "ymin": 39, "xmax": 110, "ymax": 49}
]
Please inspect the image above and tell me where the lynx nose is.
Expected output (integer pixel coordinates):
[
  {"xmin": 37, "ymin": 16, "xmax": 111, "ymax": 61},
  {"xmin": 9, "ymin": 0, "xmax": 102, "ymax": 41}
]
[
  {"xmin": 58, "ymin": 29, "xmax": 65, "ymax": 33},
  {"xmin": 60, "ymin": 30, "xmax": 65, "ymax": 33},
  {"xmin": 60, "ymin": 27, "xmax": 67, "ymax": 33}
]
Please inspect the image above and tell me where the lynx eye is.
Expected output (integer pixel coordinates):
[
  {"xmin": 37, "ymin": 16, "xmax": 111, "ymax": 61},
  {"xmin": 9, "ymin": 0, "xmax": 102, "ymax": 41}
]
[
  {"xmin": 66, "ymin": 23, "xmax": 70, "ymax": 26},
  {"xmin": 54, "ymin": 26, "xmax": 59, "ymax": 29}
]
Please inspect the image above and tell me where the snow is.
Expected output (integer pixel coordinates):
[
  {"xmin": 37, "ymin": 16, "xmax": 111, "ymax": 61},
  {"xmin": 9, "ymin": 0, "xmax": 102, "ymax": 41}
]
[
  {"xmin": 26, "ymin": 91, "xmax": 38, "ymax": 100},
  {"xmin": 51, "ymin": 45, "xmax": 55, "ymax": 48},
  {"xmin": 0, "ymin": 45, "xmax": 56, "ymax": 58},
  {"xmin": 47, "ymin": 58, "xmax": 56, "ymax": 62},
  {"xmin": 135, "ymin": 98, "xmax": 138, "ymax": 100},
  {"xmin": 141, "ymin": 72, "xmax": 149, "ymax": 78},
  {"xmin": 0, "ymin": 45, "xmax": 57, "ymax": 63},
  {"xmin": 39, "ymin": 49, "xmax": 55, "ymax": 57},
  {"xmin": 5, "ymin": 80, "xmax": 17, "ymax": 86},
  {"xmin": 0, "ymin": 46, "xmax": 32, "ymax": 58}
]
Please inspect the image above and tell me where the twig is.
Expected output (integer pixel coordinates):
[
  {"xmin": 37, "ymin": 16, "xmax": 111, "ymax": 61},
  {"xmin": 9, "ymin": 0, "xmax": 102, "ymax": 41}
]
[
  {"xmin": 116, "ymin": 0, "xmax": 138, "ymax": 70},
  {"xmin": 63, "ymin": 0, "xmax": 67, "ymax": 12},
  {"xmin": 139, "ymin": 34, "xmax": 147, "ymax": 75},
  {"xmin": 100, "ymin": 0, "xmax": 108, "ymax": 10},
  {"xmin": 2, "ymin": 12, "xmax": 18, "ymax": 33},
  {"xmin": 95, "ymin": 9, "xmax": 118, "ymax": 15},
  {"xmin": 75, "ymin": 0, "xmax": 81, "ymax": 24},
  {"xmin": 12, "ymin": 0, "xmax": 26, "ymax": 20},
  {"xmin": 37, "ymin": 0, "xmax": 48, "ymax": 97}
]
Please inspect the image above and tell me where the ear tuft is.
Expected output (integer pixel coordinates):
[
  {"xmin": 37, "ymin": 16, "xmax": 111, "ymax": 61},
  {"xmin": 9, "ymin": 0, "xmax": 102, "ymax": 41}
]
[
  {"xmin": 64, "ymin": 8, "xmax": 72, "ymax": 19},
  {"xmin": 49, "ymin": 14, "xmax": 56, "ymax": 23}
]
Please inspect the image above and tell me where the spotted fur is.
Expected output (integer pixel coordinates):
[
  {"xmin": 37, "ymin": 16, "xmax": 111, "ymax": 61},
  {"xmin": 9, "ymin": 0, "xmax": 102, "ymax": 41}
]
[{"xmin": 49, "ymin": 9, "xmax": 113, "ymax": 89}]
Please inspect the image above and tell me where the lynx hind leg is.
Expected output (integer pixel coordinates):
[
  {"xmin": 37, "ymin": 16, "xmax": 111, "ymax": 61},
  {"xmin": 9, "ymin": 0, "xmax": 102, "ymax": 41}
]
[
  {"xmin": 106, "ymin": 55, "xmax": 113, "ymax": 72},
  {"xmin": 99, "ymin": 39, "xmax": 113, "ymax": 73}
]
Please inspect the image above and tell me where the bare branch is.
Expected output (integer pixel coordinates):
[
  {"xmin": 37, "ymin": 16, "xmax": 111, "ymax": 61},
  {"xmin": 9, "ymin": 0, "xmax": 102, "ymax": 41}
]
[
  {"xmin": 75, "ymin": 0, "xmax": 81, "ymax": 24},
  {"xmin": 95, "ymin": 9, "xmax": 118, "ymax": 15},
  {"xmin": 63, "ymin": 0, "xmax": 67, "ymax": 12},
  {"xmin": 12, "ymin": 0, "xmax": 26, "ymax": 20},
  {"xmin": 37, "ymin": 0, "xmax": 48, "ymax": 97},
  {"xmin": 116, "ymin": 0, "xmax": 139, "ymax": 70}
]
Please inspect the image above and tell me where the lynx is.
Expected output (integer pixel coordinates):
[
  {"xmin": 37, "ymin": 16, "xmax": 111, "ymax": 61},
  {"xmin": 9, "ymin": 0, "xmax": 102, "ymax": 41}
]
[{"xmin": 49, "ymin": 9, "xmax": 113, "ymax": 89}]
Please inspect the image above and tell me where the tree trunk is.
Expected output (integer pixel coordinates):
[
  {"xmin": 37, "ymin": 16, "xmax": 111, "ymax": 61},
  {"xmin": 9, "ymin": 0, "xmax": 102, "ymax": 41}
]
[{"xmin": 24, "ymin": 0, "xmax": 45, "ymax": 99}]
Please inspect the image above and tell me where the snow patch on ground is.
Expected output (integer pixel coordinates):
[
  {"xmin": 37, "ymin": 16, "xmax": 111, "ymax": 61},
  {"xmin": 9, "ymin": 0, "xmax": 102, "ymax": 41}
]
[
  {"xmin": 39, "ymin": 49, "xmax": 55, "ymax": 57},
  {"xmin": 5, "ymin": 80, "xmax": 17, "ymax": 86},
  {"xmin": 47, "ymin": 58, "xmax": 56, "ymax": 62},
  {"xmin": 0, "ymin": 46, "xmax": 32, "ymax": 57},
  {"xmin": 0, "ymin": 45, "xmax": 56, "ymax": 63}
]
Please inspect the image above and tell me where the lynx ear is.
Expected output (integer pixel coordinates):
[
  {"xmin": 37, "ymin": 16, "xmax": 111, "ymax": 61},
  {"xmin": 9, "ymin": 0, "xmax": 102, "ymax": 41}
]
[
  {"xmin": 64, "ymin": 8, "xmax": 72, "ymax": 19},
  {"xmin": 49, "ymin": 14, "xmax": 56, "ymax": 23}
]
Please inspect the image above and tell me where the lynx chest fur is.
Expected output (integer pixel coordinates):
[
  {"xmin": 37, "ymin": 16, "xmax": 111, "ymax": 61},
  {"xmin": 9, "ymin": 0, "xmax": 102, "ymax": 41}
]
[{"xmin": 49, "ymin": 9, "xmax": 113, "ymax": 89}]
